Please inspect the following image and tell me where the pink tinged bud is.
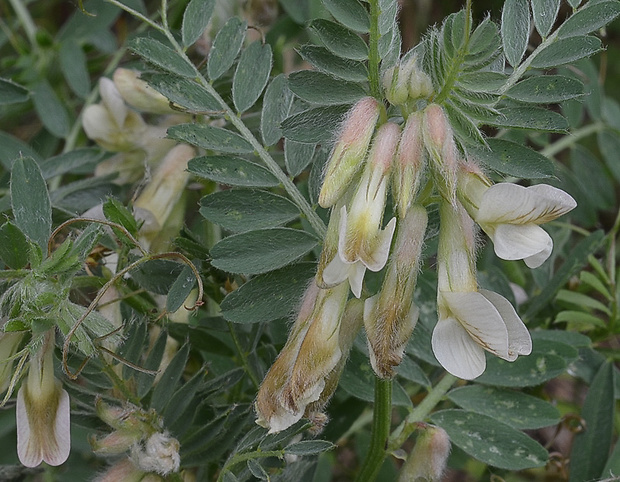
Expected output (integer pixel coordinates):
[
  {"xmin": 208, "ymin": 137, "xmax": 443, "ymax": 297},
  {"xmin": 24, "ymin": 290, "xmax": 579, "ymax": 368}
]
[
  {"xmin": 16, "ymin": 333, "xmax": 70, "ymax": 467},
  {"xmin": 422, "ymin": 104, "xmax": 459, "ymax": 205},
  {"xmin": 393, "ymin": 113, "xmax": 425, "ymax": 218},
  {"xmin": 364, "ymin": 205, "xmax": 428, "ymax": 378},
  {"xmin": 398, "ymin": 424, "xmax": 450, "ymax": 482},
  {"xmin": 113, "ymin": 68, "xmax": 176, "ymax": 115},
  {"xmin": 91, "ymin": 430, "xmax": 141, "ymax": 455},
  {"xmin": 319, "ymin": 97, "xmax": 381, "ymax": 208},
  {"xmin": 94, "ymin": 459, "xmax": 145, "ymax": 482}
]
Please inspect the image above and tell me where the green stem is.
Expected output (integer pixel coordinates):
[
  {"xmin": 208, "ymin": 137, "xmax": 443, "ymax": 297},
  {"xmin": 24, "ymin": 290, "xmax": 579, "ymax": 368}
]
[
  {"xmin": 228, "ymin": 322, "xmax": 260, "ymax": 389},
  {"xmin": 355, "ymin": 378, "xmax": 392, "ymax": 482},
  {"xmin": 367, "ymin": 0, "xmax": 381, "ymax": 99},
  {"xmin": 540, "ymin": 122, "xmax": 606, "ymax": 158},
  {"xmin": 7, "ymin": 0, "xmax": 38, "ymax": 52},
  {"xmin": 388, "ymin": 374, "xmax": 456, "ymax": 452},
  {"xmin": 104, "ymin": 0, "xmax": 327, "ymax": 239}
]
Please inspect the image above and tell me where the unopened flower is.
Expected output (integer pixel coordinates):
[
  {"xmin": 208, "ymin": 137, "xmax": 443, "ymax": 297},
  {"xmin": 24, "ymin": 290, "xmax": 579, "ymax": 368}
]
[
  {"xmin": 398, "ymin": 423, "xmax": 450, "ymax": 482},
  {"xmin": 393, "ymin": 112, "xmax": 425, "ymax": 218},
  {"xmin": 132, "ymin": 432, "xmax": 181, "ymax": 476},
  {"xmin": 319, "ymin": 97, "xmax": 381, "ymax": 208},
  {"xmin": 113, "ymin": 68, "xmax": 176, "ymax": 114},
  {"xmin": 0, "ymin": 332, "xmax": 24, "ymax": 393},
  {"xmin": 365, "ymin": 205, "xmax": 427, "ymax": 378},
  {"xmin": 322, "ymin": 123, "xmax": 399, "ymax": 297},
  {"xmin": 16, "ymin": 331, "xmax": 71, "ymax": 467},
  {"xmin": 432, "ymin": 202, "xmax": 531, "ymax": 380},
  {"xmin": 255, "ymin": 282, "xmax": 349, "ymax": 433},
  {"xmin": 94, "ymin": 459, "xmax": 145, "ymax": 482},
  {"xmin": 383, "ymin": 56, "xmax": 418, "ymax": 105},
  {"xmin": 422, "ymin": 104, "xmax": 459, "ymax": 205},
  {"xmin": 458, "ymin": 168, "xmax": 577, "ymax": 268}
]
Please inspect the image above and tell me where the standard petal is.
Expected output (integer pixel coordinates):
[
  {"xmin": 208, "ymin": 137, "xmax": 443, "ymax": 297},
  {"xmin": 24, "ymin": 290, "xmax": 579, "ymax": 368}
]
[
  {"xmin": 16, "ymin": 387, "xmax": 42, "ymax": 468},
  {"xmin": 431, "ymin": 316, "xmax": 486, "ymax": 380},
  {"xmin": 43, "ymin": 388, "xmax": 71, "ymax": 466},
  {"xmin": 441, "ymin": 291, "xmax": 509, "ymax": 359},
  {"xmin": 99, "ymin": 77, "xmax": 128, "ymax": 128},
  {"xmin": 477, "ymin": 183, "xmax": 575, "ymax": 225},
  {"xmin": 491, "ymin": 223, "xmax": 552, "ymax": 263},
  {"xmin": 363, "ymin": 217, "xmax": 397, "ymax": 272},
  {"xmin": 480, "ymin": 290, "xmax": 532, "ymax": 359},
  {"xmin": 82, "ymin": 105, "xmax": 115, "ymax": 142},
  {"xmin": 322, "ymin": 255, "xmax": 350, "ymax": 287}
]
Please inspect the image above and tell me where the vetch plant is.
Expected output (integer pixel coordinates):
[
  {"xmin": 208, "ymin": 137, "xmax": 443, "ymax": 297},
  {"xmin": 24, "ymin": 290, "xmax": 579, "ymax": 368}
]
[{"xmin": 0, "ymin": 0, "xmax": 620, "ymax": 480}]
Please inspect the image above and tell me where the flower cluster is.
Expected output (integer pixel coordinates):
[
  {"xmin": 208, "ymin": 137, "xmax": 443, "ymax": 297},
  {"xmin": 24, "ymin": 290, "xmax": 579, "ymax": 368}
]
[{"xmin": 256, "ymin": 92, "xmax": 576, "ymax": 432}]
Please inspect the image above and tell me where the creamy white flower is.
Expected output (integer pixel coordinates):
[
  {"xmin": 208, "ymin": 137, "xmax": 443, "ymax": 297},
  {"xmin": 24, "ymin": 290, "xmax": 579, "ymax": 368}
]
[
  {"xmin": 17, "ymin": 332, "xmax": 70, "ymax": 467},
  {"xmin": 432, "ymin": 289, "xmax": 532, "ymax": 380},
  {"xmin": 459, "ymin": 173, "xmax": 577, "ymax": 268}
]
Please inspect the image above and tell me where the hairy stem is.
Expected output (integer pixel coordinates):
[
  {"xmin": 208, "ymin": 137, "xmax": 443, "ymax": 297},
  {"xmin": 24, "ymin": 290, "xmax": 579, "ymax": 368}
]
[
  {"xmin": 540, "ymin": 122, "xmax": 605, "ymax": 158},
  {"xmin": 355, "ymin": 378, "xmax": 392, "ymax": 482}
]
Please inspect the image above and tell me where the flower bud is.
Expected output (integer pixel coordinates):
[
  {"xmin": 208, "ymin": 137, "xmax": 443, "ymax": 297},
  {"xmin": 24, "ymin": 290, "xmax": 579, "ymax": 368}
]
[
  {"xmin": 398, "ymin": 423, "xmax": 450, "ymax": 482},
  {"xmin": 113, "ymin": 68, "xmax": 176, "ymax": 114},
  {"xmin": 409, "ymin": 69, "xmax": 433, "ymax": 100},
  {"xmin": 91, "ymin": 430, "xmax": 141, "ymax": 456},
  {"xmin": 393, "ymin": 112, "xmax": 425, "ymax": 218},
  {"xmin": 365, "ymin": 205, "xmax": 427, "ymax": 378},
  {"xmin": 422, "ymin": 104, "xmax": 459, "ymax": 206},
  {"xmin": 319, "ymin": 97, "xmax": 381, "ymax": 208},
  {"xmin": 0, "ymin": 332, "xmax": 24, "ymax": 393},
  {"xmin": 132, "ymin": 432, "xmax": 181, "ymax": 476},
  {"xmin": 382, "ymin": 57, "xmax": 415, "ymax": 106},
  {"xmin": 94, "ymin": 459, "xmax": 145, "ymax": 482}
]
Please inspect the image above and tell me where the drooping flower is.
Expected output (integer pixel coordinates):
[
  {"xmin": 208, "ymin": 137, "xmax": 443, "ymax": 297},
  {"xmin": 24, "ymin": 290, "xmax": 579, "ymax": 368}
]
[
  {"xmin": 364, "ymin": 205, "xmax": 428, "ymax": 378},
  {"xmin": 322, "ymin": 123, "xmax": 400, "ymax": 297},
  {"xmin": 458, "ymin": 167, "xmax": 577, "ymax": 268},
  {"xmin": 113, "ymin": 68, "xmax": 176, "ymax": 115},
  {"xmin": 255, "ymin": 282, "xmax": 351, "ymax": 433},
  {"xmin": 16, "ymin": 331, "xmax": 71, "ymax": 467},
  {"xmin": 398, "ymin": 423, "xmax": 450, "ymax": 482},
  {"xmin": 432, "ymin": 202, "xmax": 531, "ymax": 380}
]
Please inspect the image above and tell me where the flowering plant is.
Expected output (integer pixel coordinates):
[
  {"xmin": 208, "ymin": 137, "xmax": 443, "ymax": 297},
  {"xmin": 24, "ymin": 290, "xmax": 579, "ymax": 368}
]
[{"xmin": 0, "ymin": 0, "xmax": 619, "ymax": 480}]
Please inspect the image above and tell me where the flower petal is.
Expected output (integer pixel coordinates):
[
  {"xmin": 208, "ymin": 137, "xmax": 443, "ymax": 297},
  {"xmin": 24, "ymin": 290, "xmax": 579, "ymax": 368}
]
[
  {"xmin": 363, "ymin": 217, "xmax": 397, "ymax": 272},
  {"xmin": 44, "ymin": 388, "xmax": 71, "ymax": 466},
  {"xmin": 491, "ymin": 223, "xmax": 552, "ymax": 264},
  {"xmin": 348, "ymin": 261, "xmax": 366, "ymax": 298},
  {"xmin": 480, "ymin": 290, "xmax": 532, "ymax": 360},
  {"xmin": 431, "ymin": 316, "xmax": 486, "ymax": 380},
  {"xmin": 477, "ymin": 183, "xmax": 576, "ymax": 226},
  {"xmin": 16, "ymin": 387, "xmax": 42, "ymax": 468},
  {"xmin": 99, "ymin": 77, "xmax": 128, "ymax": 128},
  {"xmin": 441, "ymin": 291, "xmax": 509, "ymax": 359}
]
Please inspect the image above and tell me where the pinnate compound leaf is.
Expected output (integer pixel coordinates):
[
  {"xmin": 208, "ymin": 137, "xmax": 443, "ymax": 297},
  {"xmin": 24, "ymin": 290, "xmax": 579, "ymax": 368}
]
[
  {"xmin": 309, "ymin": 19, "xmax": 368, "ymax": 60},
  {"xmin": 296, "ymin": 46, "xmax": 368, "ymax": 82},
  {"xmin": 210, "ymin": 228, "xmax": 318, "ymax": 274},
  {"xmin": 569, "ymin": 362, "xmax": 615, "ymax": 482},
  {"xmin": 11, "ymin": 157, "xmax": 52, "ymax": 251},
  {"xmin": 128, "ymin": 37, "xmax": 195, "ymax": 77},
  {"xmin": 182, "ymin": 0, "xmax": 215, "ymax": 47},
  {"xmin": 188, "ymin": 156, "xmax": 278, "ymax": 187},
  {"xmin": 199, "ymin": 189, "xmax": 299, "ymax": 232},
  {"xmin": 457, "ymin": 71, "xmax": 508, "ymax": 93},
  {"xmin": 501, "ymin": 0, "xmax": 531, "ymax": 67},
  {"xmin": 468, "ymin": 138, "xmax": 555, "ymax": 179},
  {"xmin": 282, "ymin": 104, "xmax": 351, "ymax": 143},
  {"xmin": 167, "ymin": 124, "xmax": 253, "ymax": 154},
  {"xmin": 232, "ymin": 41, "xmax": 272, "ymax": 113},
  {"xmin": 431, "ymin": 410, "xmax": 548, "ymax": 470},
  {"xmin": 323, "ymin": 0, "xmax": 370, "ymax": 33},
  {"xmin": 261, "ymin": 74, "xmax": 293, "ymax": 146},
  {"xmin": 220, "ymin": 262, "xmax": 316, "ymax": 323},
  {"xmin": 0, "ymin": 222, "xmax": 29, "ymax": 269},
  {"xmin": 531, "ymin": 0, "xmax": 561, "ymax": 38},
  {"xmin": 448, "ymin": 385, "xmax": 561, "ymax": 429},
  {"xmin": 288, "ymin": 70, "xmax": 366, "ymax": 105},
  {"xmin": 506, "ymin": 75, "xmax": 584, "ymax": 103},
  {"xmin": 558, "ymin": 0, "xmax": 620, "ymax": 39},
  {"xmin": 146, "ymin": 74, "xmax": 220, "ymax": 113},
  {"xmin": 488, "ymin": 107, "xmax": 568, "ymax": 132},
  {"xmin": 0, "ymin": 78, "xmax": 29, "ymax": 105},
  {"xmin": 207, "ymin": 17, "xmax": 247, "ymax": 80},
  {"xmin": 530, "ymin": 36, "xmax": 602, "ymax": 68}
]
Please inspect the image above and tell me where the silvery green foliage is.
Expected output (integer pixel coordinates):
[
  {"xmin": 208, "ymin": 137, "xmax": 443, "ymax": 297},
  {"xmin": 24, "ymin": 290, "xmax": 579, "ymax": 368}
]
[{"xmin": 0, "ymin": 0, "xmax": 619, "ymax": 480}]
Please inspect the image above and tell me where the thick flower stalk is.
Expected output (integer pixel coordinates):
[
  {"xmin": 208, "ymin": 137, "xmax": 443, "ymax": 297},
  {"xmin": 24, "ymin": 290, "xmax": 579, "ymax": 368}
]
[
  {"xmin": 432, "ymin": 202, "xmax": 532, "ymax": 380},
  {"xmin": 322, "ymin": 123, "xmax": 399, "ymax": 298},
  {"xmin": 255, "ymin": 281, "xmax": 352, "ymax": 433},
  {"xmin": 458, "ymin": 164, "xmax": 577, "ymax": 268},
  {"xmin": 16, "ymin": 330, "xmax": 71, "ymax": 467},
  {"xmin": 364, "ymin": 205, "xmax": 428, "ymax": 378}
]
